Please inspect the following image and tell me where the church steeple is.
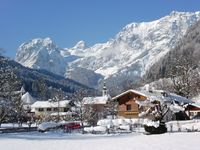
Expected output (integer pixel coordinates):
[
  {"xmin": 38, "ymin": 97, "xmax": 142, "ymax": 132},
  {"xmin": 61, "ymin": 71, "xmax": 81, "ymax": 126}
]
[
  {"xmin": 102, "ymin": 82, "xmax": 108, "ymax": 96},
  {"xmin": 20, "ymin": 86, "xmax": 26, "ymax": 94},
  {"xmin": 20, "ymin": 85, "xmax": 26, "ymax": 97}
]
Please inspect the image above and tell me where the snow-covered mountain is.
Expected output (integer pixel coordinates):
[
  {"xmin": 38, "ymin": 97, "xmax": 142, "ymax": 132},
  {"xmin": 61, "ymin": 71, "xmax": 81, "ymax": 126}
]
[
  {"xmin": 16, "ymin": 38, "xmax": 69, "ymax": 76},
  {"xmin": 15, "ymin": 11, "xmax": 200, "ymax": 89}
]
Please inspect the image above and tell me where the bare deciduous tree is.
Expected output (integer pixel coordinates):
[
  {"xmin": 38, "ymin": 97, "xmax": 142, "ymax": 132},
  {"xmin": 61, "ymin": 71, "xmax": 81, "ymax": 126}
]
[
  {"xmin": 136, "ymin": 95, "xmax": 187, "ymax": 134},
  {"xmin": 70, "ymin": 90, "xmax": 98, "ymax": 132},
  {"xmin": 104, "ymin": 99, "xmax": 118, "ymax": 119},
  {"xmin": 170, "ymin": 48, "xmax": 200, "ymax": 98}
]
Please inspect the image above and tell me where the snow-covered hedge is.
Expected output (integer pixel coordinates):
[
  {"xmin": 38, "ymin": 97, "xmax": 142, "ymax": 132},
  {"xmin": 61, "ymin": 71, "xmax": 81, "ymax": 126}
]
[
  {"xmin": 38, "ymin": 122, "xmax": 61, "ymax": 132},
  {"xmin": 97, "ymin": 118, "xmax": 143, "ymax": 127},
  {"xmin": 84, "ymin": 118, "xmax": 144, "ymax": 134},
  {"xmin": 143, "ymin": 119, "xmax": 160, "ymax": 128},
  {"xmin": 118, "ymin": 125, "xmax": 130, "ymax": 131},
  {"xmin": 166, "ymin": 120, "xmax": 200, "ymax": 132},
  {"xmin": 84, "ymin": 126, "xmax": 107, "ymax": 133},
  {"xmin": 97, "ymin": 119, "xmax": 113, "ymax": 127}
]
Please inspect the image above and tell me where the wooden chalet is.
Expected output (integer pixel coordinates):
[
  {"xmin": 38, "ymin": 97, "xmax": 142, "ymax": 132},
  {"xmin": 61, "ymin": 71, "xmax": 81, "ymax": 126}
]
[{"xmin": 112, "ymin": 89, "xmax": 147, "ymax": 118}]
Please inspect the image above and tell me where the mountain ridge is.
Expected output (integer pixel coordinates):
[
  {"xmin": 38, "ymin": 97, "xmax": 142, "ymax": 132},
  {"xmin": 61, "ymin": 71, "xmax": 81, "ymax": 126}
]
[{"xmin": 15, "ymin": 11, "xmax": 200, "ymax": 90}]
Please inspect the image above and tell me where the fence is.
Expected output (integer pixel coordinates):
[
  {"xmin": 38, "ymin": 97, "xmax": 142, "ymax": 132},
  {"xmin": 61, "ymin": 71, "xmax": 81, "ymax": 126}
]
[
  {"xmin": 0, "ymin": 127, "xmax": 37, "ymax": 133},
  {"xmin": 166, "ymin": 120, "xmax": 200, "ymax": 133}
]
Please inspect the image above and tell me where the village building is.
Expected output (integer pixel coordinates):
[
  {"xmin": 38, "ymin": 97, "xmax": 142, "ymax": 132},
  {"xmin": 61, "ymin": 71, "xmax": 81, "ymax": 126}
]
[
  {"xmin": 31, "ymin": 100, "xmax": 71, "ymax": 119},
  {"xmin": 140, "ymin": 90, "xmax": 192, "ymax": 121},
  {"xmin": 112, "ymin": 89, "xmax": 147, "ymax": 118},
  {"xmin": 83, "ymin": 82, "xmax": 112, "ymax": 118},
  {"xmin": 185, "ymin": 103, "xmax": 200, "ymax": 119},
  {"xmin": 187, "ymin": 96, "xmax": 200, "ymax": 119},
  {"xmin": 112, "ymin": 87, "xmax": 195, "ymax": 119}
]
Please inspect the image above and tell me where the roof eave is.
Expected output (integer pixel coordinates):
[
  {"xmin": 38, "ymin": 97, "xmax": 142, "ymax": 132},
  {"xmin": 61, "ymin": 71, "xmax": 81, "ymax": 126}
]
[{"xmin": 112, "ymin": 89, "xmax": 147, "ymax": 100}]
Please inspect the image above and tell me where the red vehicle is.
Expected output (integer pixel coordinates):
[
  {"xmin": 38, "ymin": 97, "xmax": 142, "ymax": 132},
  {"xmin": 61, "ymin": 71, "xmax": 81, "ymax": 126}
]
[{"xmin": 63, "ymin": 122, "xmax": 81, "ymax": 132}]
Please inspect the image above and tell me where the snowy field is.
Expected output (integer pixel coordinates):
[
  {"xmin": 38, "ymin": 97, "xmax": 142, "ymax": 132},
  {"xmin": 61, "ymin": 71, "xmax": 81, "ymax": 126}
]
[{"xmin": 0, "ymin": 132, "xmax": 200, "ymax": 150}]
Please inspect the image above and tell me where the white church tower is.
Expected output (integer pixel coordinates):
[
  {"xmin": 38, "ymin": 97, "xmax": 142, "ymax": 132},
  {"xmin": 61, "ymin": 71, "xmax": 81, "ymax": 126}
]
[{"xmin": 102, "ymin": 82, "xmax": 108, "ymax": 96}]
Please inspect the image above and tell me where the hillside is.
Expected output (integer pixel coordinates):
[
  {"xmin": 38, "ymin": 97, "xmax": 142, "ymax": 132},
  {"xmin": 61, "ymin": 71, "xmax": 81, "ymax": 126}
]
[
  {"xmin": 145, "ymin": 20, "xmax": 200, "ymax": 81},
  {"xmin": 144, "ymin": 20, "xmax": 200, "ymax": 97},
  {"xmin": 0, "ymin": 56, "xmax": 94, "ymax": 99}
]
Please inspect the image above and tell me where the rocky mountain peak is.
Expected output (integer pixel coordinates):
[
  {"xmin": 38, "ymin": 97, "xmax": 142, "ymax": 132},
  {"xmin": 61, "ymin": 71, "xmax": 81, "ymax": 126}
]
[
  {"xmin": 73, "ymin": 40, "xmax": 86, "ymax": 50},
  {"xmin": 15, "ymin": 11, "xmax": 200, "ymax": 89}
]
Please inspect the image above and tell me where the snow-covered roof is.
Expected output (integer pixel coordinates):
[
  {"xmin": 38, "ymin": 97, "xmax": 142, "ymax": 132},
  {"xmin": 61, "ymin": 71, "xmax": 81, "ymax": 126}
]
[
  {"xmin": 186, "ymin": 103, "xmax": 200, "ymax": 112},
  {"xmin": 167, "ymin": 93, "xmax": 192, "ymax": 104},
  {"xmin": 138, "ymin": 90, "xmax": 165, "ymax": 102},
  {"xmin": 112, "ymin": 89, "xmax": 147, "ymax": 100},
  {"xmin": 189, "ymin": 103, "xmax": 200, "ymax": 108},
  {"xmin": 83, "ymin": 95, "xmax": 111, "ymax": 105},
  {"xmin": 31, "ymin": 100, "xmax": 70, "ymax": 108},
  {"xmin": 112, "ymin": 89, "xmax": 192, "ymax": 104},
  {"xmin": 21, "ymin": 92, "xmax": 35, "ymax": 104},
  {"xmin": 140, "ymin": 90, "xmax": 192, "ymax": 104}
]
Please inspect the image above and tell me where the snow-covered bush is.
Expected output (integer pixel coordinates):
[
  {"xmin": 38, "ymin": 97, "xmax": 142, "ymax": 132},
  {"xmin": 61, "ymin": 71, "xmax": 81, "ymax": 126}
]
[
  {"xmin": 83, "ymin": 126, "xmax": 93, "ymax": 133},
  {"xmin": 97, "ymin": 119, "xmax": 113, "ymax": 128},
  {"xmin": 143, "ymin": 119, "xmax": 167, "ymax": 134},
  {"xmin": 166, "ymin": 120, "xmax": 200, "ymax": 132},
  {"xmin": 84, "ymin": 126, "xmax": 107, "ymax": 134},
  {"xmin": 118, "ymin": 125, "xmax": 130, "ymax": 131},
  {"xmin": 181, "ymin": 122, "xmax": 200, "ymax": 132},
  {"xmin": 89, "ymin": 118, "xmax": 145, "ymax": 133},
  {"xmin": 38, "ymin": 121, "xmax": 60, "ymax": 132},
  {"xmin": 143, "ymin": 119, "xmax": 160, "ymax": 128},
  {"xmin": 136, "ymin": 94, "xmax": 188, "ymax": 134},
  {"xmin": 144, "ymin": 123, "xmax": 167, "ymax": 134}
]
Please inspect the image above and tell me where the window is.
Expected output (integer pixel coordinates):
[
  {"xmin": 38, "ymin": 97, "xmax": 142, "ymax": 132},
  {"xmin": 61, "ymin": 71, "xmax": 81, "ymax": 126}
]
[
  {"xmin": 53, "ymin": 108, "xmax": 58, "ymax": 111},
  {"xmin": 38, "ymin": 108, "xmax": 44, "ymax": 112},
  {"xmin": 126, "ymin": 104, "xmax": 131, "ymax": 111},
  {"xmin": 135, "ymin": 95, "xmax": 140, "ymax": 99},
  {"xmin": 47, "ymin": 108, "xmax": 52, "ymax": 111},
  {"xmin": 64, "ymin": 108, "xmax": 69, "ymax": 112}
]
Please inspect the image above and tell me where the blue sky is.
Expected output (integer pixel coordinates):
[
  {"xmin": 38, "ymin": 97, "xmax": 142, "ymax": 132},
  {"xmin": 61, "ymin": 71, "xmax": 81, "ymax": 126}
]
[{"xmin": 0, "ymin": 0, "xmax": 200, "ymax": 58}]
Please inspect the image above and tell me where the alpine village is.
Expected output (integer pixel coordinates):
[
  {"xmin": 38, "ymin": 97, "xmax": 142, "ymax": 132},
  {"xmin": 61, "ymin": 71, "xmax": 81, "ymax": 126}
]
[{"xmin": 1, "ymin": 2, "xmax": 200, "ymax": 150}]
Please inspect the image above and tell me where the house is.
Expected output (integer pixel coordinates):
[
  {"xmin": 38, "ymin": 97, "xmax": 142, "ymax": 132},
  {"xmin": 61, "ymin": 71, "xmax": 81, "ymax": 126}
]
[
  {"xmin": 112, "ymin": 89, "xmax": 147, "ymax": 118},
  {"xmin": 189, "ymin": 96, "xmax": 200, "ymax": 119},
  {"xmin": 185, "ymin": 103, "xmax": 200, "ymax": 119},
  {"xmin": 31, "ymin": 100, "xmax": 71, "ymax": 120},
  {"xmin": 83, "ymin": 83, "xmax": 112, "ymax": 118},
  {"xmin": 83, "ymin": 96, "xmax": 111, "ymax": 112},
  {"xmin": 112, "ymin": 88, "xmax": 194, "ymax": 119}
]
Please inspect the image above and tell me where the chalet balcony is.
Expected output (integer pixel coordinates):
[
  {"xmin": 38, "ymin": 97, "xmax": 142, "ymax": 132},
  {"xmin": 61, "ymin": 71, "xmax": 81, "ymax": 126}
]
[{"xmin": 118, "ymin": 111, "xmax": 139, "ymax": 118}]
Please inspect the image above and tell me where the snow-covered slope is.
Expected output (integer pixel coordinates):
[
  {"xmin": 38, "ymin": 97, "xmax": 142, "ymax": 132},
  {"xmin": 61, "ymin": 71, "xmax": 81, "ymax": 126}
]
[{"xmin": 15, "ymin": 11, "xmax": 200, "ymax": 88}]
